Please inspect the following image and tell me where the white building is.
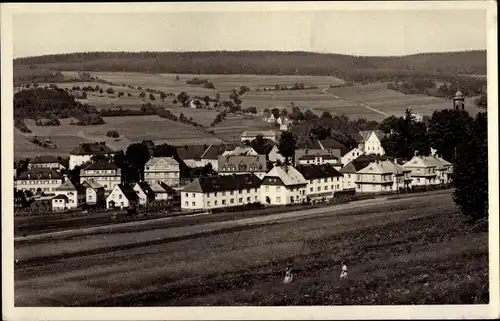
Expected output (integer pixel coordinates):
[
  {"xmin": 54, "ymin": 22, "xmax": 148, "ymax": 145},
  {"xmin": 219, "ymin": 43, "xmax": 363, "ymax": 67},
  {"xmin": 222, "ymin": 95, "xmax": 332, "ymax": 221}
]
[
  {"xmin": 356, "ymin": 130, "xmax": 386, "ymax": 156},
  {"xmin": 80, "ymin": 162, "xmax": 122, "ymax": 193},
  {"xmin": 69, "ymin": 142, "xmax": 115, "ymax": 170},
  {"xmin": 81, "ymin": 179, "xmax": 106, "ymax": 205},
  {"xmin": 240, "ymin": 130, "xmax": 276, "ymax": 143},
  {"xmin": 222, "ymin": 146, "xmax": 258, "ymax": 156},
  {"xmin": 260, "ymin": 165, "xmax": 308, "ymax": 205},
  {"xmin": 341, "ymin": 148, "xmax": 364, "ymax": 166},
  {"xmin": 52, "ymin": 194, "xmax": 70, "ymax": 212},
  {"xmin": 402, "ymin": 155, "xmax": 443, "ymax": 186},
  {"xmin": 297, "ymin": 164, "xmax": 344, "ymax": 202},
  {"xmin": 268, "ymin": 145, "xmax": 286, "ymax": 164},
  {"xmin": 355, "ymin": 160, "xmax": 411, "ymax": 193},
  {"xmin": 297, "ymin": 154, "xmax": 342, "ymax": 170},
  {"xmin": 106, "ymin": 184, "xmax": 139, "ymax": 209},
  {"xmin": 181, "ymin": 173, "xmax": 262, "ymax": 211},
  {"xmin": 422, "ymin": 155, "xmax": 453, "ymax": 184},
  {"xmin": 28, "ymin": 155, "xmax": 65, "ymax": 171},
  {"xmin": 15, "ymin": 168, "xmax": 64, "ymax": 194},
  {"xmin": 53, "ymin": 179, "xmax": 85, "ymax": 209},
  {"xmin": 218, "ymin": 154, "xmax": 268, "ymax": 179},
  {"xmin": 144, "ymin": 157, "xmax": 180, "ymax": 187}
]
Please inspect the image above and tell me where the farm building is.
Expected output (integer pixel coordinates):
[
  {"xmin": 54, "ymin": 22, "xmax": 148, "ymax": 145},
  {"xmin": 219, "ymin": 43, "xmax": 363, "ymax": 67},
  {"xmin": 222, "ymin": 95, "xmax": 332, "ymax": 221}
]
[
  {"xmin": 144, "ymin": 157, "xmax": 180, "ymax": 187},
  {"xmin": 106, "ymin": 184, "xmax": 139, "ymax": 209},
  {"xmin": 80, "ymin": 161, "xmax": 122, "ymax": 193},
  {"xmin": 260, "ymin": 165, "xmax": 308, "ymax": 205},
  {"xmin": 69, "ymin": 142, "xmax": 115, "ymax": 170},
  {"xmin": 240, "ymin": 130, "xmax": 276, "ymax": 143},
  {"xmin": 297, "ymin": 164, "xmax": 344, "ymax": 202}
]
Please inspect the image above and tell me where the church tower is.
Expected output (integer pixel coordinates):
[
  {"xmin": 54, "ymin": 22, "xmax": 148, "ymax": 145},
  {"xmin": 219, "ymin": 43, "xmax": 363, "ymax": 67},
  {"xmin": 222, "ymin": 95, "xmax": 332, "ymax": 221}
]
[{"xmin": 453, "ymin": 87, "xmax": 465, "ymax": 111}]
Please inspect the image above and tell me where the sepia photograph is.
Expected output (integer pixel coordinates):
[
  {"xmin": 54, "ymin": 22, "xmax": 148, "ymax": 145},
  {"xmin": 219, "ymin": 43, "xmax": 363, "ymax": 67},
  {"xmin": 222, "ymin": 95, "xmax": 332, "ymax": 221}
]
[{"xmin": 1, "ymin": 1, "xmax": 498, "ymax": 320}]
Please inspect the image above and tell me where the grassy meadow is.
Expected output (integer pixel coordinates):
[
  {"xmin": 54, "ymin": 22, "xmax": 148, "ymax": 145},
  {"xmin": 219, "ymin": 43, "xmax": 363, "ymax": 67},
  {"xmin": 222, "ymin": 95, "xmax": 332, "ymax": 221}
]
[{"xmin": 14, "ymin": 192, "xmax": 489, "ymax": 306}]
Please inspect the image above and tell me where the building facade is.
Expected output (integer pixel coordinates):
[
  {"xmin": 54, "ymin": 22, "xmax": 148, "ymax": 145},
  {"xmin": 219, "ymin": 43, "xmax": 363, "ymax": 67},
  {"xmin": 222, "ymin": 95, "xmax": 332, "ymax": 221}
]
[
  {"xmin": 79, "ymin": 162, "xmax": 122, "ymax": 193},
  {"xmin": 81, "ymin": 179, "xmax": 106, "ymax": 205},
  {"xmin": 355, "ymin": 160, "xmax": 411, "ymax": 193},
  {"xmin": 15, "ymin": 168, "xmax": 63, "ymax": 194},
  {"xmin": 297, "ymin": 164, "xmax": 344, "ymax": 202},
  {"xmin": 28, "ymin": 156, "xmax": 65, "ymax": 171},
  {"xmin": 181, "ymin": 173, "xmax": 261, "ymax": 211},
  {"xmin": 341, "ymin": 148, "xmax": 364, "ymax": 166},
  {"xmin": 69, "ymin": 142, "xmax": 115, "ymax": 170},
  {"xmin": 402, "ymin": 156, "xmax": 440, "ymax": 186},
  {"xmin": 144, "ymin": 157, "xmax": 180, "ymax": 187},
  {"xmin": 217, "ymin": 154, "xmax": 268, "ymax": 179},
  {"xmin": 260, "ymin": 165, "xmax": 308, "ymax": 205},
  {"xmin": 106, "ymin": 184, "xmax": 139, "ymax": 209}
]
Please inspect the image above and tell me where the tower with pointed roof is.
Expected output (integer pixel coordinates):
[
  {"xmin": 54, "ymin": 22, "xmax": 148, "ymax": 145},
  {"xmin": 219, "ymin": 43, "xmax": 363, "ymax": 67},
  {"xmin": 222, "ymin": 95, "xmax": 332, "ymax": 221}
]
[{"xmin": 453, "ymin": 84, "xmax": 465, "ymax": 111}]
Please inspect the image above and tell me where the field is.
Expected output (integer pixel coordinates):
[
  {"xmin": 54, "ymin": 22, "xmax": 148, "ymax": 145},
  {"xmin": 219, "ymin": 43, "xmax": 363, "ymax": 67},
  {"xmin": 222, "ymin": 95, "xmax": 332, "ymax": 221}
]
[
  {"xmin": 14, "ymin": 116, "xmax": 223, "ymax": 159},
  {"xmin": 211, "ymin": 114, "xmax": 279, "ymax": 143},
  {"xmin": 14, "ymin": 191, "xmax": 489, "ymax": 306}
]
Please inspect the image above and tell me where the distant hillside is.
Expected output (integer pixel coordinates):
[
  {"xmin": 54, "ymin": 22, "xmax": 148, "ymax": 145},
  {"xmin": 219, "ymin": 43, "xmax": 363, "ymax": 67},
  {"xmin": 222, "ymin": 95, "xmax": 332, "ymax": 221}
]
[{"xmin": 14, "ymin": 50, "xmax": 486, "ymax": 81}]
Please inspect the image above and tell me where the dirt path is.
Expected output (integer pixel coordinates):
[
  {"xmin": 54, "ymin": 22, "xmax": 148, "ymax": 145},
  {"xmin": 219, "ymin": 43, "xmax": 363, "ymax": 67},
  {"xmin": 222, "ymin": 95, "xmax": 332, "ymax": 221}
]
[{"xmin": 321, "ymin": 87, "xmax": 389, "ymax": 117}]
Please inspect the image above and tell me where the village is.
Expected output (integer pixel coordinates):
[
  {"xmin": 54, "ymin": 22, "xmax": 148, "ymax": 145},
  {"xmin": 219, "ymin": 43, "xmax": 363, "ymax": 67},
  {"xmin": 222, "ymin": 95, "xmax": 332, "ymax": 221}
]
[{"xmin": 14, "ymin": 110, "xmax": 454, "ymax": 216}]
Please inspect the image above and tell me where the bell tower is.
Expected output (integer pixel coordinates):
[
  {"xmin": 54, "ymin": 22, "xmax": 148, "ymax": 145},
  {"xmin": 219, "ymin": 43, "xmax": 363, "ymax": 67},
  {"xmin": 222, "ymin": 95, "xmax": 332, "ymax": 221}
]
[{"xmin": 453, "ymin": 85, "xmax": 465, "ymax": 111}]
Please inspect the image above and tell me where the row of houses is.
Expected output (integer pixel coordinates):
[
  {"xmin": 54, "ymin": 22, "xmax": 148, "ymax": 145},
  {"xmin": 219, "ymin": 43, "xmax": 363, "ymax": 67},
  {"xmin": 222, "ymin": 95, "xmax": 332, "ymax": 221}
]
[{"xmin": 180, "ymin": 152, "xmax": 453, "ymax": 211}]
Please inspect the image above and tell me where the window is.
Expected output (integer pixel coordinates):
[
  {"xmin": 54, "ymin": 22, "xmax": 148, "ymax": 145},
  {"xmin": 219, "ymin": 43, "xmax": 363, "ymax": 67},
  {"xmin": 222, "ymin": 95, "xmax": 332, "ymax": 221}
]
[
  {"xmin": 331, "ymin": 185, "xmax": 334, "ymax": 189},
  {"xmin": 230, "ymin": 198, "xmax": 234, "ymax": 204},
  {"xmin": 276, "ymin": 196, "xmax": 281, "ymax": 203},
  {"xmin": 276, "ymin": 186, "xmax": 281, "ymax": 192},
  {"xmin": 239, "ymin": 190, "xmax": 242, "ymax": 194},
  {"xmin": 89, "ymin": 195, "xmax": 92, "ymax": 200},
  {"xmin": 214, "ymin": 192, "xmax": 218, "ymax": 196},
  {"xmin": 247, "ymin": 197, "xmax": 251, "ymax": 202},
  {"xmin": 230, "ymin": 191, "xmax": 234, "ymax": 195},
  {"xmin": 192, "ymin": 202, "xmax": 196, "ymax": 206},
  {"xmin": 357, "ymin": 175, "xmax": 360, "ymax": 180},
  {"xmin": 118, "ymin": 194, "xmax": 122, "ymax": 199},
  {"xmin": 417, "ymin": 168, "xmax": 420, "ymax": 173},
  {"xmin": 121, "ymin": 202, "xmax": 124, "ymax": 206},
  {"xmin": 185, "ymin": 193, "xmax": 189, "ymax": 198},
  {"xmin": 247, "ymin": 189, "xmax": 250, "ymax": 193},
  {"xmin": 214, "ymin": 200, "xmax": 218, "ymax": 205},
  {"xmin": 255, "ymin": 196, "xmax": 258, "ymax": 201},
  {"xmin": 239, "ymin": 198, "xmax": 243, "ymax": 203},
  {"xmin": 323, "ymin": 178, "xmax": 327, "ymax": 183},
  {"xmin": 372, "ymin": 175, "xmax": 376, "ymax": 181},
  {"xmin": 317, "ymin": 187, "xmax": 321, "ymax": 191},
  {"xmin": 325, "ymin": 185, "xmax": 328, "ymax": 190},
  {"xmin": 265, "ymin": 186, "xmax": 269, "ymax": 192},
  {"xmin": 207, "ymin": 201, "xmax": 211, "ymax": 206},
  {"xmin": 254, "ymin": 188, "xmax": 258, "ymax": 192},
  {"xmin": 310, "ymin": 187, "xmax": 313, "ymax": 192},
  {"xmin": 222, "ymin": 200, "xmax": 226, "ymax": 205},
  {"xmin": 337, "ymin": 185, "xmax": 340, "ymax": 189}
]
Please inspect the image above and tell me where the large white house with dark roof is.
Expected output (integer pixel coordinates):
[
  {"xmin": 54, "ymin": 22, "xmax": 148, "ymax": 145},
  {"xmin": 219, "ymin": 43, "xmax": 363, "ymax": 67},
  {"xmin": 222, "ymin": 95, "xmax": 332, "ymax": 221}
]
[
  {"xmin": 260, "ymin": 165, "xmax": 308, "ymax": 205},
  {"xmin": 69, "ymin": 142, "xmax": 115, "ymax": 170},
  {"xmin": 297, "ymin": 164, "xmax": 344, "ymax": 202},
  {"xmin": 356, "ymin": 130, "xmax": 386, "ymax": 155},
  {"xmin": 144, "ymin": 157, "xmax": 180, "ymax": 187},
  {"xmin": 181, "ymin": 173, "xmax": 261, "ymax": 211},
  {"xmin": 53, "ymin": 179, "xmax": 86, "ymax": 209},
  {"xmin": 15, "ymin": 168, "xmax": 63, "ymax": 194}
]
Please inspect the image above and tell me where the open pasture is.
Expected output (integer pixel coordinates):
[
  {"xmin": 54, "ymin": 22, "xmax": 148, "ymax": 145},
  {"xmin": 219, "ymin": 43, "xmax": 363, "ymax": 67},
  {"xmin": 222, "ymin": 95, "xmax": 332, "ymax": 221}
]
[
  {"xmin": 14, "ymin": 191, "xmax": 488, "ymax": 306},
  {"xmin": 15, "ymin": 116, "xmax": 219, "ymax": 156},
  {"xmin": 326, "ymin": 82, "xmax": 483, "ymax": 117},
  {"xmin": 211, "ymin": 114, "xmax": 277, "ymax": 143}
]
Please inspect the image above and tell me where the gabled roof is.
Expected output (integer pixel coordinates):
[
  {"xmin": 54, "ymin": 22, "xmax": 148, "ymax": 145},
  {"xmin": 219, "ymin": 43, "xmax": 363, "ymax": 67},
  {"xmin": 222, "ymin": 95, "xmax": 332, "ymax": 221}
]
[
  {"xmin": 318, "ymin": 139, "xmax": 347, "ymax": 152},
  {"xmin": 223, "ymin": 146, "xmax": 258, "ymax": 156},
  {"xmin": 263, "ymin": 165, "xmax": 308, "ymax": 186},
  {"xmin": 340, "ymin": 154, "xmax": 378, "ymax": 173},
  {"xmin": 70, "ymin": 142, "xmax": 114, "ymax": 155},
  {"xmin": 136, "ymin": 182, "xmax": 155, "ymax": 198},
  {"xmin": 422, "ymin": 155, "xmax": 452, "ymax": 169},
  {"xmin": 175, "ymin": 145, "xmax": 207, "ymax": 161},
  {"xmin": 116, "ymin": 184, "xmax": 139, "ymax": 201},
  {"xmin": 358, "ymin": 130, "xmax": 385, "ymax": 143},
  {"xmin": 17, "ymin": 168, "xmax": 63, "ymax": 180},
  {"xmin": 31, "ymin": 155, "xmax": 59, "ymax": 164},
  {"xmin": 55, "ymin": 179, "xmax": 77, "ymax": 191},
  {"xmin": 83, "ymin": 162, "xmax": 119, "ymax": 171},
  {"xmin": 202, "ymin": 144, "xmax": 236, "ymax": 160},
  {"xmin": 299, "ymin": 154, "xmax": 339, "ymax": 161},
  {"xmin": 357, "ymin": 160, "xmax": 407, "ymax": 175},
  {"xmin": 158, "ymin": 181, "xmax": 177, "ymax": 194},
  {"xmin": 183, "ymin": 173, "xmax": 262, "ymax": 193},
  {"xmin": 403, "ymin": 156, "xmax": 436, "ymax": 168},
  {"xmin": 82, "ymin": 179, "xmax": 105, "ymax": 190},
  {"xmin": 241, "ymin": 130, "xmax": 276, "ymax": 137},
  {"xmin": 145, "ymin": 157, "xmax": 179, "ymax": 167},
  {"xmin": 52, "ymin": 194, "xmax": 69, "ymax": 201},
  {"xmin": 296, "ymin": 138, "xmax": 322, "ymax": 150},
  {"xmin": 297, "ymin": 164, "xmax": 343, "ymax": 180}
]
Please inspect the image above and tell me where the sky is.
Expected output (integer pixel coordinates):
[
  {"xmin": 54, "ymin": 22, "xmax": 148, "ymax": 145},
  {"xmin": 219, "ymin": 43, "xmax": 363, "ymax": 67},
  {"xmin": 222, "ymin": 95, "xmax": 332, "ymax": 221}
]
[{"xmin": 12, "ymin": 9, "xmax": 487, "ymax": 58}]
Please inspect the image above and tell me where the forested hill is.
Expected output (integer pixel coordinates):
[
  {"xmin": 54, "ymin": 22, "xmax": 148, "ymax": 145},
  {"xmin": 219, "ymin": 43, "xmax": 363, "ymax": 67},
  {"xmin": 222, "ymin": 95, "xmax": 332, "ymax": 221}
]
[{"xmin": 14, "ymin": 50, "xmax": 486, "ymax": 78}]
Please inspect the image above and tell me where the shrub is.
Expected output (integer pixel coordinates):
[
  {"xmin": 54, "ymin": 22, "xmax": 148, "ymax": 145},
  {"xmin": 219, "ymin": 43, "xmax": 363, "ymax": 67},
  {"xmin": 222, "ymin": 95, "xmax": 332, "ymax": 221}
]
[{"xmin": 106, "ymin": 130, "xmax": 120, "ymax": 138}]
